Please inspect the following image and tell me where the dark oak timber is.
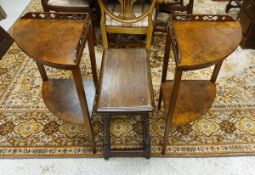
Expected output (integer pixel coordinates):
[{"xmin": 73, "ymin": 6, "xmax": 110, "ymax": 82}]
[
  {"xmin": 97, "ymin": 48, "xmax": 154, "ymax": 113},
  {"xmin": 97, "ymin": 48, "xmax": 154, "ymax": 159}
]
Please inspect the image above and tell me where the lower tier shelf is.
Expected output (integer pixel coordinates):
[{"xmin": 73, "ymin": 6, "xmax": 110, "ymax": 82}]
[
  {"xmin": 162, "ymin": 80, "xmax": 216, "ymax": 126},
  {"xmin": 42, "ymin": 79, "xmax": 95, "ymax": 125}
]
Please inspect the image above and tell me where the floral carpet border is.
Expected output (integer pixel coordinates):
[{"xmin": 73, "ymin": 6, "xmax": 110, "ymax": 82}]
[{"xmin": 1, "ymin": 143, "xmax": 255, "ymax": 158}]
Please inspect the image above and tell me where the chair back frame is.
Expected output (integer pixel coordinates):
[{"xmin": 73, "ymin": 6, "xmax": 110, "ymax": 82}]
[{"xmin": 99, "ymin": 0, "xmax": 156, "ymax": 49}]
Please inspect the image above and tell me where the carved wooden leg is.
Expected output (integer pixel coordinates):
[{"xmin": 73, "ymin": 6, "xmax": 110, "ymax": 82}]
[
  {"xmin": 162, "ymin": 68, "xmax": 182, "ymax": 155},
  {"xmin": 158, "ymin": 30, "xmax": 171, "ymax": 110},
  {"xmin": 72, "ymin": 68, "xmax": 96, "ymax": 153},
  {"xmin": 210, "ymin": 61, "xmax": 223, "ymax": 83},
  {"xmin": 36, "ymin": 62, "xmax": 48, "ymax": 81},
  {"xmin": 143, "ymin": 113, "xmax": 151, "ymax": 159},
  {"xmin": 103, "ymin": 114, "xmax": 111, "ymax": 160},
  {"xmin": 87, "ymin": 21, "xmax": 98, "ymax": 86}
]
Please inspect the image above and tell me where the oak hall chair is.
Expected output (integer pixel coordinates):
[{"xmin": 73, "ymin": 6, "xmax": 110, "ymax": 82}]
[
  {"xmin": 41, "ymin": 0, "xmax": 93, "ymax": 12},
  {"xmin": 98, "ymin": 0, "xmax": 157, "ymax": 49},
  {"xmin": 158, "ymin": 0, "xmax": 194, "ymax": 14}
]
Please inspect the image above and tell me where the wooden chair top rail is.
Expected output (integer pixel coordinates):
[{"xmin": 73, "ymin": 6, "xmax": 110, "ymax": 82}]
[{"xmin": 98, "ymin": 0, "xmax": 156, "ymax": 23}]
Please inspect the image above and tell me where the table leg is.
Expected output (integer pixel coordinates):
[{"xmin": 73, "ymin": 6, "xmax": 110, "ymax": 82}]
[
  {"xmin": 36, "ymin": 62, "xmax": 48, "ymax": 81},
  {"xmin": 158, "ymin": 30, "xmax": 171, "ymax": 110},
  {"xmin": 103, "ymin": 114, "xmax": 111, "ymax": 159},
  {"xmin": 162, "ymin": 68, "xmax": 182, "ymax": 155},
  {"xmin": 87, "ymin": 20, "xmax": 98, "ymax": 86},
  {"xmin": 210, "ymin": 61, "xmax": 223, "ymax": 83},
  {"xmin": 143, "ymin": 113, "xmax": 151, "ymax": 159},
  {"xmin": 72, "ymin": 68, "xmax": 96, "ymax": 153}
]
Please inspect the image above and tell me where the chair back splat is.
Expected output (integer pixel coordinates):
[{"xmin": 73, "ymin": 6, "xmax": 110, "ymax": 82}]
[{"xmin": 98, "ymin": 0, "xmax": 156, "ymax": 49}]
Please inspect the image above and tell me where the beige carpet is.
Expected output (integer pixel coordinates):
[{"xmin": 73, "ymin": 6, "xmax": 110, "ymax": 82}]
[{"xmin": 0, "ymin": 0, "xmax": 255, "ymax": 157}]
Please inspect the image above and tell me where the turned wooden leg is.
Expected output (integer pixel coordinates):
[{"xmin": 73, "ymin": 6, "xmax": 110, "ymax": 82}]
[
  {"xmin": 87, "ymin": 21, "xmax": 98, "ymax": 87},
  {"xmin": 143, "ymin": 113, "xmax": 151, "ymax": 159},
  {"xmin": 210, "ymin": 61, "xmax": 223, "ymax": 83},
  {"xmin": 103, "ymin": 114, "xmax": 111, "ymax": 160},
  {"xmin": 72, "ymin": 68, "xmax": 96, "ymax": 153},
  {"xmin": 36, "ymin": 62, "xmax": 48, "ymax": 81},
  {"xmin": 162, "ymin": 68, "xmax": 182, "ymax": 155}
]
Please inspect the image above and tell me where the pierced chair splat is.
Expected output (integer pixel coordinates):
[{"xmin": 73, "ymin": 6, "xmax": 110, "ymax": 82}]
[{"xmin": 98, "ymin": 0, "xmax": 157, "ymax": 49}]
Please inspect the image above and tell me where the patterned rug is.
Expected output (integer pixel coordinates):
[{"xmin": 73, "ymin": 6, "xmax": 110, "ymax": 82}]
[{"xmin": 0, "ymin": 0, "xmax": 255, "ymax": 158}]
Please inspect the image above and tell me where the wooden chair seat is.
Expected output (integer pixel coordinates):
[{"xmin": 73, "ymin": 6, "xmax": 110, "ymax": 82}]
[
  {"xmin": 47, "ymin": 0, "xmax": 90, "ymax": 7},
  {"xmin": 105, "ymin": 3, "xmax": 156, "ymax": 27},
  {"xmin": 96, "ymin": 48, "xmax": 154, "ymax": 113}
]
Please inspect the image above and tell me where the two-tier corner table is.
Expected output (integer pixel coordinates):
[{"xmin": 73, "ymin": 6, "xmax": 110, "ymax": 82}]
[{"xmin": 11, "ymin": 12, "xmax": 98, "ymax": 153}]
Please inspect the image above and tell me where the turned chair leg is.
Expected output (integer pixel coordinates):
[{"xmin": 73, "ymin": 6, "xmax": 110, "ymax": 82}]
[
  {"xmin": 103, "ymin": 114, "xmax": 111, "ymax": 159},
  {"xmin": 142, "ymin": 113, "xmax": 151, "ymax": 159}
]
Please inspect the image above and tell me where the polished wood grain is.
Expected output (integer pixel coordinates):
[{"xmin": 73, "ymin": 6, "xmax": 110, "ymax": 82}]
[
  {"xmin": 173, "ymin": 20, "xmax": 242, "ymax": 69},
  {"xmin": 11, "ymin": 12, "xmax": 97, "ymax": 153},
  {"xmin": 97, "ymin": 48, "xmax": 154, "ymax": 112},
  {"xmin": 12, "ymin": 19, "xmax": 86, "ymax": 69},
  {"xmin": 42, "ymin": 79, "xmax": 95, "ymax": 124},
  {"xmin": 159, "ymin": 15, "xmax": 242, "ymax": 155},
  {"xmin": 97, "ymin": 47, "xmax": 154, "ymax": 159},
  {"xmin": 162, "ymin": 80, "xmax": 216, "ymax": 126}
]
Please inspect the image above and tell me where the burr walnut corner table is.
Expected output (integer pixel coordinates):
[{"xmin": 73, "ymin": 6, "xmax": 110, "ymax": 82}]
[
  {"xmin": 158, "ymin": 14, "xmax": 242, "ymax": 154},
  {"xmin": 11, "ymin": 12, "xmax": 98, "ymax": 153}
]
